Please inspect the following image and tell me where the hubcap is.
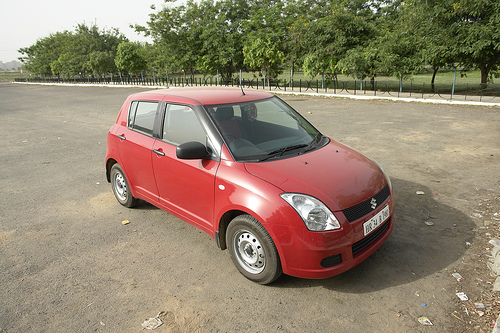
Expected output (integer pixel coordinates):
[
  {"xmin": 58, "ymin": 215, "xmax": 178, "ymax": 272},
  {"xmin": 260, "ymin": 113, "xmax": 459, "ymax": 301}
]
[
  {"xmin": 233, "ymin": 230, "xmax": 266, "ymax": 274},
  {"xmin": 114, "ymin": 172, "xmax": 127, "ymax": 201}
]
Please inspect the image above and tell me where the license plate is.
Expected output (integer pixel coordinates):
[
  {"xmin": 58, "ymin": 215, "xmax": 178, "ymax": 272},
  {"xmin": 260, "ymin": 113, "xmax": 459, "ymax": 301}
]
[{"xmin": 363, "ymin": 204, "xmax": 390, "ymax": 236}]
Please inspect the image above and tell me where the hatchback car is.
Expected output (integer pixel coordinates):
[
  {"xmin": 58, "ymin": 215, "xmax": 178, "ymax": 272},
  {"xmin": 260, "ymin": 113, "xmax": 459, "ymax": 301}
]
[{"xmin": 106, "ymin": 87, "xmax": 394, "ymax": 284}]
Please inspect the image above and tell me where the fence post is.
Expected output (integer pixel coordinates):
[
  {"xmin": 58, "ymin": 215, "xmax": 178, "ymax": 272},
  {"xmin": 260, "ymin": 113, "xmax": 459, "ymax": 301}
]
[{"xmin": 451, "ymin": 68, "xmax": 457, "ymax": 100}]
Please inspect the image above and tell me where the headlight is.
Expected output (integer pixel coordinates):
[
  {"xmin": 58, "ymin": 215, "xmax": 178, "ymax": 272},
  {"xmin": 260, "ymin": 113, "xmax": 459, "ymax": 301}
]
[{"xmin": 280, "ymin": 193, "xmax": 341, "ymax": 231}]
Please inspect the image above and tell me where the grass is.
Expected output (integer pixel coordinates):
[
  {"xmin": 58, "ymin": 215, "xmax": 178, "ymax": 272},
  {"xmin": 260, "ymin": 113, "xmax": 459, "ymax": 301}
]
[{"xmin": 0, "ymin": 70, "xmax": 26, "ymax": 82}]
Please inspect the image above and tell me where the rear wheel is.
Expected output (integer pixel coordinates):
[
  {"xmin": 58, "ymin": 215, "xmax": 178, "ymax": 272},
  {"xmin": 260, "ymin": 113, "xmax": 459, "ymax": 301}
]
[
  {"xmin": 110, "ymin": 164, "xmax": 138, "ymax": 208},
  {"xmin": 226, "ymin": 215, "xmax": 282, "ymax": 284}
]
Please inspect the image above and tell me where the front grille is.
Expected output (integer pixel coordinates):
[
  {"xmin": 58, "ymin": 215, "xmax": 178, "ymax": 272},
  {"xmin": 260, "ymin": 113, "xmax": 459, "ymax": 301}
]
[
  {"xmin": 352, "ymin": 220, "xmax": 390, "ymax": 256},
  {"xmin": 320, "ymin": 254, "xmax": 343, "ymax": 268},
  {"xmin": 342, "ymin": 184, "xmax": 390, "ymax": 222}
]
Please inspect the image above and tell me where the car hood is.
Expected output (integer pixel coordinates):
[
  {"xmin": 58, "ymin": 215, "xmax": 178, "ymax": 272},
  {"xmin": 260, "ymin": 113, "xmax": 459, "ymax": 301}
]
[{"xmin": 244, "ymin": 140, "xmax": 388, "ymax": 212}]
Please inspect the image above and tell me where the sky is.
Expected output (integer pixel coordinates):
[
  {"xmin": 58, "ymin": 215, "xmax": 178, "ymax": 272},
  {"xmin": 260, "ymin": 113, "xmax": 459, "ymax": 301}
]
[{"xmin": 0, "ymin": 0, "xmax": 181, "ymax": 62}]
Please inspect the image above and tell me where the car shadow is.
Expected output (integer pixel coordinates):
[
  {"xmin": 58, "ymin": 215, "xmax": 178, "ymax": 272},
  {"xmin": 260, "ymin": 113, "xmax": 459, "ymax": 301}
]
[
  {"xmin": 272, "ymin": 178, "xmax": 475, "ymax": 292},
  {"xmin": 134, "ymin": 200, "xmax": 162, "ymax": 210}
]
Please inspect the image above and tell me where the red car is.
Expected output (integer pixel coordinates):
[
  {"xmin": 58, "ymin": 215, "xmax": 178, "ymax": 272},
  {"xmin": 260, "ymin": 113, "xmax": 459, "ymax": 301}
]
[{"xmin": 106, "ymin": 87, "xmax": 395, "ymax": 284}]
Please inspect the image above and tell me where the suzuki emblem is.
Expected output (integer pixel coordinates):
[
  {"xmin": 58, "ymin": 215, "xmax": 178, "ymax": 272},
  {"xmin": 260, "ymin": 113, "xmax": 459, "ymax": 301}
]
[{"xmin": 370, "ymin": 198, "xmax": 377, "ymax": 210}]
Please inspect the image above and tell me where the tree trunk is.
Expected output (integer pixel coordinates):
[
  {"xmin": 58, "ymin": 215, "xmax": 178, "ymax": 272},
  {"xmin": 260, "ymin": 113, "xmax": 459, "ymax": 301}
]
[
  {"xmin": 480, "ymin": 52, "xmax": 500, "ymax": 87},
  {"xmin": 431, "ymin": 67, "xmax": 439, "ymax": 93},
  {"xmin": 480, "ymin": 65, "xmax": 488, "ymax": 87}
]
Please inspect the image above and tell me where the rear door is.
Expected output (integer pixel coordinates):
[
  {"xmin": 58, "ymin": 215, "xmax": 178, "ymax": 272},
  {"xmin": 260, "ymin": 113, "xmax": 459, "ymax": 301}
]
[
  {"xmin": 152, "ymin": 104, "xmax": 218, "ymax": 234},
  {"xmin": 115, "ymin": 101, "xmax": 160, "ymax": 201}
]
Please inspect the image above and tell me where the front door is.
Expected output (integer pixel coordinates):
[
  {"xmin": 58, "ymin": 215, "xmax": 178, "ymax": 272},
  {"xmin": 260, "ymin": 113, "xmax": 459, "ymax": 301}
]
[{"xmin": 152, "ymin": 104, "xmax": 218, "ymax": 234}]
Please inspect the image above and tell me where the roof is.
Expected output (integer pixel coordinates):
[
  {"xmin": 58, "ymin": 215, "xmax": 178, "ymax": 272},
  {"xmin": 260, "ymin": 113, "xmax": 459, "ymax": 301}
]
[{"xmin": 128, "ymin": 87, "xmax": 274, "ymax": 105}]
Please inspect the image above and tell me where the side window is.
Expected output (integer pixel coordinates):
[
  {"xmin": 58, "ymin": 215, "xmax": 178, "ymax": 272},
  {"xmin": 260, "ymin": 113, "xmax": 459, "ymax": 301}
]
[
  {"xmin": 162, "ymin": 104, "xmax": 206, "ymax": 145},
  {"xmin": 128, "ymin": 101, "xmax": 158, "ymax": 136}
]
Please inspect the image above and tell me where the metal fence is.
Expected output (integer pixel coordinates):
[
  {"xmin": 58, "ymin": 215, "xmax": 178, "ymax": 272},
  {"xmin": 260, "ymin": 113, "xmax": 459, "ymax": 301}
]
[{"xmin": 14, "ymin": 75, "xmax": 500, "ymax": 103}]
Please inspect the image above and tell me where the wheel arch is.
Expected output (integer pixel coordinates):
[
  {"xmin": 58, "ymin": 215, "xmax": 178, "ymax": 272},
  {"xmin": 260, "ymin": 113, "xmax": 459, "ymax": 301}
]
[
  {"xmin": 106, "ymin": 158, "xmax": 118, "ymax": 183},
  {"xmin": 216, "ymin": 209, "xmax": 247, "ymax": 250}
]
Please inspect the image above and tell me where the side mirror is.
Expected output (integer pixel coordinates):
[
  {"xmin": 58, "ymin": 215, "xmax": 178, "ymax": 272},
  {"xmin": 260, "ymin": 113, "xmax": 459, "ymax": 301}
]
[{"xmin": 176, "ymin": 141, "xmax": 209, "ymax": 160}]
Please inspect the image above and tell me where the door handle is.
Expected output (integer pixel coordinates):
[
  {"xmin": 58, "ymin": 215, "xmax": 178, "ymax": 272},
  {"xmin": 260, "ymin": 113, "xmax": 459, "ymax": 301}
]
[
  {"xmin": 117, "ymin": 134, "xmax": 126, "ymax": 140},
  {"xmin": 153, "ymin": 148, "xmax": 165, "ymax": 156}
]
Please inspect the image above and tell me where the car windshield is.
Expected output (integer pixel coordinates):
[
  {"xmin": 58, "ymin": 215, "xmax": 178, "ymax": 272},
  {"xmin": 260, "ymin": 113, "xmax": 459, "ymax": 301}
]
[{"xmin": 207, "ymin": 96, "xmax": 325, "ymax": 162}]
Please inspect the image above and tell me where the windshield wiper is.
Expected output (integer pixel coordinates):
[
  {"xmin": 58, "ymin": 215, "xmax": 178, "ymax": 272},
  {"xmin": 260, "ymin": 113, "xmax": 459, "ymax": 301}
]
[
  {"xmin": 259, "ymin": 144, "xmax": 309, "ymax": 161},
  {"xmin": 300, "ymin": 134, "xmax": 323, "ymax": 154}
]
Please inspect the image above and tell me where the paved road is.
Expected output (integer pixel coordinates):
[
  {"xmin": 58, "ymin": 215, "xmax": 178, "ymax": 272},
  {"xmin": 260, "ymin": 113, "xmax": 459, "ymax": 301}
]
[{"xmin": 1, "ymin": 83, "xmax": 499, "ymax": 332}]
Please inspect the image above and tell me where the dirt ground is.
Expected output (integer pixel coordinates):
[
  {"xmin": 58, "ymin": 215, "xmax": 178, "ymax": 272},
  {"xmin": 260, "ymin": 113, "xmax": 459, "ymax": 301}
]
[{"xmin": 0, "ymin": 83, "xmax": 499, "ymax": 332}]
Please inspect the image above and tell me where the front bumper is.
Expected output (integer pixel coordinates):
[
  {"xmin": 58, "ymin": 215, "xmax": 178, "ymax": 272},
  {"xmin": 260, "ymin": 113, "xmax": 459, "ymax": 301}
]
[{"xmin": 267, "ymin": 196, "xmax": 395, "ymax": 279}]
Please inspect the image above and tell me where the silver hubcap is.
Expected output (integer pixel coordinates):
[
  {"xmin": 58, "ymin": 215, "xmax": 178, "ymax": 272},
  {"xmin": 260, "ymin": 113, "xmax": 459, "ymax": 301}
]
[
  {"xmin": 113, "ymin": 172, "xmax": 127, "ymax": 201},
  {"xmin": 233, "ymin": 230, "xmax": 266, "ymax": 274}
]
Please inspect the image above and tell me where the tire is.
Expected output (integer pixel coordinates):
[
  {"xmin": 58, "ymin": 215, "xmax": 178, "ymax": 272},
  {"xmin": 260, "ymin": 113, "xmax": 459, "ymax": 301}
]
[
  {"xmin": 110, "ymin": 164, "xmax": 138, "ymax": 208},
  {"xmin": 226, "ymin": 215, "xmax": 282, "ymax": 284}
]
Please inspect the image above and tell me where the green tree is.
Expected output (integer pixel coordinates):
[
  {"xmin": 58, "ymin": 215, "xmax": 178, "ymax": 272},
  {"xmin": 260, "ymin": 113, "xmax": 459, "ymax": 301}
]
[
  {"xmin": 242, "ymin": 0, "xmax": 288, "ymax": 80},
  {"xmin": 50, "ymin": 52, "xmax": 87, "ymax": 77},
  {"xmin": 362, "ymin": 1, "xmax": 425, "ymax": 83},
  {"xmin": 376, "ymin": 0, "xmax": 499, "ymax": 86},
  {"xmin": 114, "ymin": 42, "xmax": 147, "ymax": 75},
  {"xmin": 299, "ymin": 0, "xmax": 376, "ymax": 80},
  {"xmin": 88, "ymin": 51, "xmax": 117, "ymax": 75},
  {"xmin": 374, "ymin": 0, "xmax": 454, "ymax": 89},
  {"xmin": 243, "ymin": 36, "xmax": 285, "ymax": 82},
  {"xmin": 135, "ymin": 0, "xmax": 205, "ymax": 78},
  {"xmin": 197, "ymin": 0, "xmax": 248, "ymax": 79},
  {"xmin": 337, "ymin": 44, "xmax": 381, "ymax": 89},
  {"xmin": 19, "ymin": 23, "xmax": 126, "ymax": 76},
  {"xmin": 448, "ymin": 0, "xmax": 500, "ymax": 85},
  {"xmin": 141, "ymin": 43, "xmax": 169, "ymax": 73},
  {"xmin": 136, "ymin": 0, "xmax": 248, "ymax": 80},
  {"xmin": 19, "ymin": 31, "xmax": 73, "ymax": 75}
]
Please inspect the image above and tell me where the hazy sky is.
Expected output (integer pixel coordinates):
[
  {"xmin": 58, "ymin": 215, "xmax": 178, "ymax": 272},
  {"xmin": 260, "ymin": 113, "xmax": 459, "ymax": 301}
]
[{"xmin": 0, "ymin": 0, "xmax": 178, "ymax": 62}]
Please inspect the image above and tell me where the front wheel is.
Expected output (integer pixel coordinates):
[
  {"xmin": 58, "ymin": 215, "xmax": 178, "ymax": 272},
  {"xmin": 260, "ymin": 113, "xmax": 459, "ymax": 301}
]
[
  {"xmin": 110, "ymin": 164, "xmax": 138, "ymax": 208},
  {"xmin": 226, "ymin": 215, "xmax": 282, "ymax": 284}
]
